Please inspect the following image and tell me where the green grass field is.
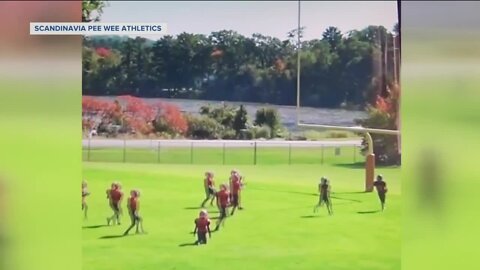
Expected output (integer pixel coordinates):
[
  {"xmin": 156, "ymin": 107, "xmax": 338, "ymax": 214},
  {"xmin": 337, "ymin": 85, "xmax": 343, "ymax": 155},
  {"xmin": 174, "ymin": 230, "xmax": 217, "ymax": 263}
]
[
  {"xmin": 82, "ymin": 145, "xmax": 361, "ymax": 165},
  {"xmin": 82, "ymin": 157, "xmax": 400, "ymax": 270}
]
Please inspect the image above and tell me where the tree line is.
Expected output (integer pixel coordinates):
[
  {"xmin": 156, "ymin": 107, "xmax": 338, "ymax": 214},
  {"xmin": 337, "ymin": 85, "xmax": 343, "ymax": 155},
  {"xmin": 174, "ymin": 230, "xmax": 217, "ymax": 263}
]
[{"xmin": 83, "ymin": 24, "xmax": 400, "ymax": 109}]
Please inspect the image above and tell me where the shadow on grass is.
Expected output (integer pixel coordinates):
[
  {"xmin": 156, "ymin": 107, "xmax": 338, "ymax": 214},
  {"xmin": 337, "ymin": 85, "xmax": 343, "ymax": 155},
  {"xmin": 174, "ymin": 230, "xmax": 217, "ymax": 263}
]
[
  {"xmin": 179, "ymin": 242, "xmax": 198, "ymax": 247},
  {"xmin": 357, "ymin": 210, "xmax": 380, "ymax": 214},
  {"xmin": 83, "ymin": 225, "xmax": 108, "ymax": 229},
  {"xmin": 333, "ymin": 163, "xmax": 401, "ymax": 170},
  {"xmin": 331, "ymin": 196, "xmax": 362, "ymax": 203},
  {"xmin": 300, "ymin": 215, "xmax": 319, "ymax": 218},
  {"xmin": 98, "ymin": 234, "xmax": 126, "ymax": 239},
  {"xmin": 332, "ymin": 163, "xmax": 365, "ymax": 169},
  {"xmin": 184, "ymin": 207, "xmax": 203, "ymax": 210}
]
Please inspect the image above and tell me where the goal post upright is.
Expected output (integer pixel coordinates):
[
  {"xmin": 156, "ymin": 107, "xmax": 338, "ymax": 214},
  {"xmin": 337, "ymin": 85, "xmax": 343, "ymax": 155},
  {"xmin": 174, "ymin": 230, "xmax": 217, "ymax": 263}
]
[
  {"xmin": 296, "ymin": 123, "xmax": 399, "ymax": 192},
  {"xmin": 295, "ymin": 0, "xmax": 400, "ymax": 192}
]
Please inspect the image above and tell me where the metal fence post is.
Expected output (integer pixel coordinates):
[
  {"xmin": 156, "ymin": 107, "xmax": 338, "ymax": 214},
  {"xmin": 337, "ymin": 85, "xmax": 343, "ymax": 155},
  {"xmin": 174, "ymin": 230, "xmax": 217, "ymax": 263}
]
[
  {"xmin": 288, "ymin": 143, "xmax": 292, "ymax": 165},
  {"xmin": 321, "ymin": 144, "xmax": 324, "ymax": 165},
  {"xmin": 190, "ymin": 141, "xmax": 194, "ymax": 164},
  {"xmin": 157, "ymin": 141, "xmax": 161, "ymax": 163},
  {"xmin": 87, "ymin": 138, "xmax": 91, "ymax": 162},
  {"xmin": 123, "ymin": 139, "xmax": 126, "ymax": 163},
  {"xmin": 253, "ymin": 141, "xmax": 257, "ymax": 165},
  {"xmin": 222, "ymin": 142, "xmax": 226, "ymax": 165}
]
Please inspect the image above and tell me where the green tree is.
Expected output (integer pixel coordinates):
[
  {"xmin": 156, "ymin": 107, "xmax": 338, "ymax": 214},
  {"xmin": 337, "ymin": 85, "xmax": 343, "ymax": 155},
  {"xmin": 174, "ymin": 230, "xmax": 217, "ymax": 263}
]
[
  {"xmin": 82, "ymin": 0, "xmax": 107, "ymax": 22},
  {"xmin": 254, "ymin": 107, "xmax": 281, "ymax": 138},
  {"xmin": 233, "ymin": 105, "xmax": 248, "ymax": 137},
  {"xmin": 82, "ymin": 25, "xmax": 399, "ymax": 110},
  {"xmin": 322, "ymin": 26, "xmax": 343, "ymax": 50},
  {"xmin": 117, "ymin": 37, "xmax": 152, "ymax": 96},
  {"xmin": 356, "ymin": 83, "xmax": 400, "ymax": 165}
]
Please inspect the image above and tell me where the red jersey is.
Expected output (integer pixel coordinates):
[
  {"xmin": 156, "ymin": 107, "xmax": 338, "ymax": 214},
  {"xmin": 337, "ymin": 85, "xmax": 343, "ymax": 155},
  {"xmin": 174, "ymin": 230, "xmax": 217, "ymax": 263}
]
[
  {"xmin": 231, "ymin": 174, "xmax": 240, "ymax": 182},
  {"xmin": 216, "ymin": 190, "xmax": 230, "ymax": 207},
  {"xmin": 110, "ymin": 189, "xmax": 123, "ymax": 203},
  {"xmin": 231, "ymin": 179, "xmax": 241, "ymax": 194},
  {"xmin": 129, "ymin": 197, "xmax": 138, "ymax": 211},
  {"xmin": 195, "ymin": 217, "xmax": 211, "ymax": 233},
  {"xmin": 206, "ymin": 178, "xmax": 214, "ymax": 188}
]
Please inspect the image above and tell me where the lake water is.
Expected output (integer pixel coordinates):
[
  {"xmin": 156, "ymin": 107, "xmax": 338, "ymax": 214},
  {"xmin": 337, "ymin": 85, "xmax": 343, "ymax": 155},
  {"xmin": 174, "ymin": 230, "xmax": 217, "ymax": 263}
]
[{"xmin": 94, "ymin": 96, "xmax": 368, "ymax": 132}]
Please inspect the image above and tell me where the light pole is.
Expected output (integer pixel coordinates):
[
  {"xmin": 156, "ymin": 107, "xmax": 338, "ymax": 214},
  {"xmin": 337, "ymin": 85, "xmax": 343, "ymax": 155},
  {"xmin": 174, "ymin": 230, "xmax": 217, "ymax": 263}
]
[
  {"xmin": 393, "ymin": 34, "xmax": 397, "ymax": 84},
  {"xmin": 296, "ymin": 0, "xmax": 301, "ymax": 125}
]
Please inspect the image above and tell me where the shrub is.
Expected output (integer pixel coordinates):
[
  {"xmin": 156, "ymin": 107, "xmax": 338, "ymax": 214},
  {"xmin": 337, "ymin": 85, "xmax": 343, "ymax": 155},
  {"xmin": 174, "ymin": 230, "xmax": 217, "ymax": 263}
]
[
  {"xmin": 221, "ymin": 129, "xmax": 237, "ymax": 140},
  {"xmin": 326, "ymin": 131, "xmax": 349, "ymax": 139},
  {"xmin": 152, "ymin": 117, "xmax": 170, "ymax": 133},
  {"xmin": 157, "ymin": 132, "xmax": 173, "ymax": 139},
  {"xmin": 82, "ymin": 95, "xmax": 188, "ymax": 138},
  {"xmin": 233, "ymin": 104, "xmax": 248, "ymax": 137},
  {"xmin": 199, "ymin": 103, "xmax": 236, "ymax": 129},
  {"xmin": 186, "ymin": 115, "xmax": 223, "ymax": 139},
  {"xmin": 274, "ymin": 126, "xmax": 288, "ymax": 138},
  {"xmin": 254, "ymin": 107, "xmax": 281, "ymax": 138},
  {"xmin": 96, "ymin": 121, "xmax": 109, "ymax": 134},
  {"xmin": 292, "ymin": 135, "xmax": 307, "ymax": 141},
  {"xmin": 304, "ymin": 130, "xmax": 324, "ymax": 141},
  {"xmin": 243, "ymin": 129, "xmax": 255, "ymax": 140},
  {"xmin": 254, "ymin": 126, "xmax": 272, "ymax": 139},
  {"xmin": 153, "ymin": 102, "xmax": 188, "ymax": 136}
]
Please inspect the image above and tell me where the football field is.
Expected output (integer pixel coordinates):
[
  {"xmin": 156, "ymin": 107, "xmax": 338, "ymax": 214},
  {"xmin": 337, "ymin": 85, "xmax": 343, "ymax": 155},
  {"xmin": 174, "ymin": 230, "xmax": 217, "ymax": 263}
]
[{"xmin": 82, "ymin": 161, "xmax": 400, "ymax": 270}]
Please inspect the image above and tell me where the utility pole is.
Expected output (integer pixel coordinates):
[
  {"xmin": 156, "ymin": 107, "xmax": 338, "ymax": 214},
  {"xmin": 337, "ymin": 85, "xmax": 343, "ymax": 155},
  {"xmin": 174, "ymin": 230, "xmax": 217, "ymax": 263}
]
[
  {"xmin": 393, "ymin": 34, "xmax": 397, "ymax": 84},
  {"xmin": 384, "ymin": 31, "xmax": 388, "ymax": 82},
  {"xmin": 296, "ymin": 0, "xmax": 301, "ymax": 125}
]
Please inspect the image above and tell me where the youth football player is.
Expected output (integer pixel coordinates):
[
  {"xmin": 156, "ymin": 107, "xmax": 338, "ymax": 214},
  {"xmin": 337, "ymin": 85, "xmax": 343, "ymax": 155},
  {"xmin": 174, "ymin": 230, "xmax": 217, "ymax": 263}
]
[
  {"xmin": 123, "ymin": 189, "xmax": 145, "ymax": 235},
  {"xmin": 106, "ymin": 182, "xmax": 123, "ymax": 226},
  {"xmin": 314, "ymin": 177, "xmax": 333, "ymax": 215},
  {"xmin": 82, "ymin": 180, "xmax": 90, "ymax": 220},
  {"xmin": 201, "ymin": 172, "xmax": 216, "ymax": 207},
  {"xmin": 373, "ymin": 174, "xmax": 388, "ymax": 211},
  {"xmin": 215, "ymin": 184, "xmax": 230, "ymax": 231},
  {"xmin": 230, "ymin": 174, "xmax": 242, "ymax": 215},
  {"xmin": 193, "ymin": 209, "xmax": 212, "ymax": 245},
  {"xmin": 230, "ymin": 169, "xmax": 244, "ymax": 210}
]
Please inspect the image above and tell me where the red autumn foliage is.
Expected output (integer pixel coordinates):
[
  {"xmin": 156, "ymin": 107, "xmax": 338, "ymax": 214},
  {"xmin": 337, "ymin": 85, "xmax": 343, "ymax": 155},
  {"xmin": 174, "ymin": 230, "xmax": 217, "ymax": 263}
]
[
  {"xmin": 82, "ymin": 95, "xmax": 188, "ymax": 137},
  {"xmin": 82, "ymin": 96, "xmax": 120, "ymax": 131},
  {"xmin": 274, "ymin": 58, "xmax": 286, "ymax": 73},
  {"xmin": 374, "ymin": 83, "xmax": 400, "ymax": 123},
  {"xmin": 153, "ymin": 102, "xmax": 188, "ymax": 135},
  {"xmin": 375, "ymin": 95, "xmax": 391, "ymax": 113},
  {"xmin": 211, "ymin": 48, "xmax": 224, "ymax": 58},
  {"xmin": 82, "ymin": 96, "xmax": 118, "ymax": 120},
  {"xmin": 118, "ymin": 95, "xmax": 156, "ymax": 121},
  {"xmin": 95, "ymin": 47, "xmax": 111, "ymax": 58},
  {"xmin": 82, "ymin": 118, "xmax": 95, "ymax": 130},
  {"xmin": 117, "ymin": 95, "xmax": 155, "ymax": 135},
  {"xmin": 123, "ymin": 115, "xmax": 154, "ymax": 135}
]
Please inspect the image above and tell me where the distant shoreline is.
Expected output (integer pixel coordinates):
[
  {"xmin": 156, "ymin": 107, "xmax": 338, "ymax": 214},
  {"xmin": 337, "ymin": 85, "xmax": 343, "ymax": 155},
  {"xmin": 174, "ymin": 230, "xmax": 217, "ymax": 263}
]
[{"xmin": 85, "ymin": 95, "xmax": 368, "ymax": 131}]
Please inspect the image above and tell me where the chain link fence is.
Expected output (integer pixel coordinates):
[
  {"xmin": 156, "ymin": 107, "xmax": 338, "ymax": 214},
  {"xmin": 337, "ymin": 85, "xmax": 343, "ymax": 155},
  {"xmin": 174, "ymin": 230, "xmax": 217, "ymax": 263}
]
[{"xmin": 82, "ymin": 139, "xmax": 363, "ymax": 165}]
